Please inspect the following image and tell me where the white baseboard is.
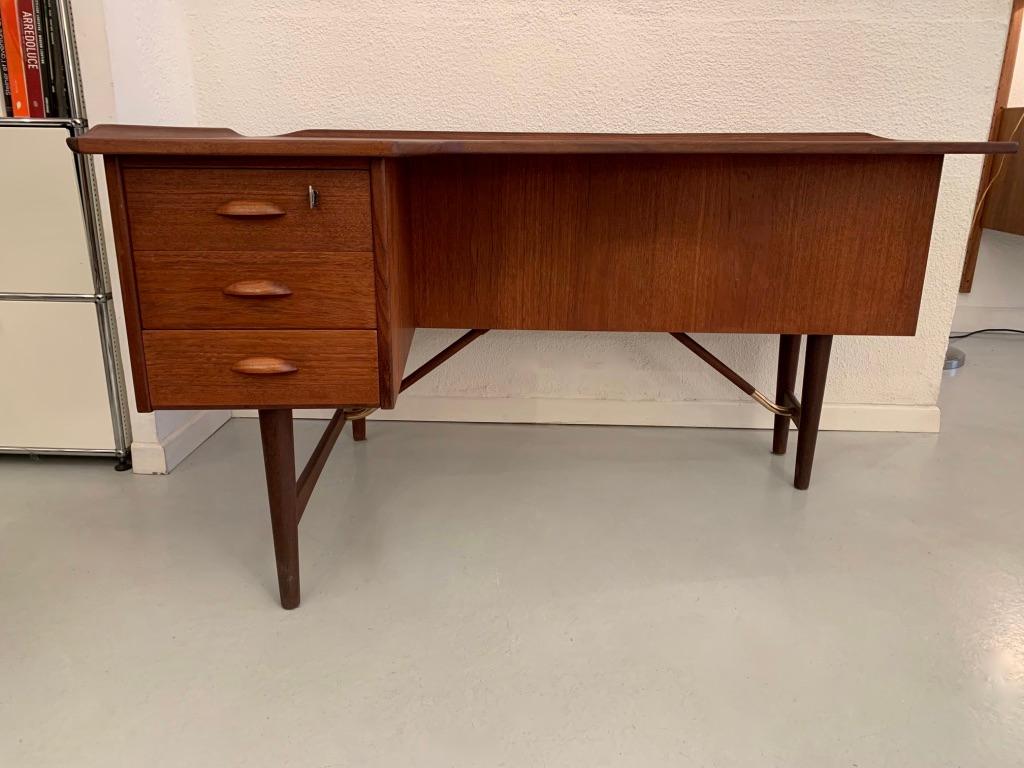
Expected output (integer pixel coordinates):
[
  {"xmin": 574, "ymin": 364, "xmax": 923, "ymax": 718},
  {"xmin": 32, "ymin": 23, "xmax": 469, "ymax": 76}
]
[
  {"xmin": 952, "ymin": 305, "xmax": 1024, "ymax": 334},
  {"xmin": 130, "ymin": 410, "xmax": 230, "ymax": 474},
  {"xmin": 233, "ymin": 396, "xmax": 941, "ymax": 433}
]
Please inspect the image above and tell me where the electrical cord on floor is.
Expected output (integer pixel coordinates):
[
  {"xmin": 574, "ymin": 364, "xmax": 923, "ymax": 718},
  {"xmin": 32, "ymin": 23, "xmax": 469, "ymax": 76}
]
[{"xmin": 949, "ymin": 328, "xmax": 1024, "ymax": 340}]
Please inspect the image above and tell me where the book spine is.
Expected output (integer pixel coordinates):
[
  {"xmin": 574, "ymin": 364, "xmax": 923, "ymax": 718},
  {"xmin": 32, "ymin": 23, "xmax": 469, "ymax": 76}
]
[
  {"xmin": 31, "ymin": 0, "xmax": 49, "ymax": 115},
  {"xmin": 42, "ymin": 0, "xmax": 64, "ymax": 117},
  {"xmin": 0, "ymin": 0, "xmax": 28, "ymax": 115},
  {"xmin": 15, "ymin": 0, "xmax": 43, "ymax": 117},
  {"xmin": 0, "ymin": 12, "xmax": 12, "ymax": 115}
]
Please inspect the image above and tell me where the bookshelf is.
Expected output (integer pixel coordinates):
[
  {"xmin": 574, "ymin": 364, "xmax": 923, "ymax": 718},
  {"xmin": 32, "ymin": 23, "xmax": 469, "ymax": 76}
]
[{"xmin": 0, "ymin": 0, "xmax": 130, "ymax": 467}]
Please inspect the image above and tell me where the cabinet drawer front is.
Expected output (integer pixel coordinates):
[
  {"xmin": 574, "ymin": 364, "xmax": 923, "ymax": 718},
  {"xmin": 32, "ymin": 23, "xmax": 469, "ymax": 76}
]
[
  {"xmin": 136, "ymin": 251, "xmax": 376, "ymax": 329},
  {"xmin": 123, "ymin": 168, "xmax": 372, "ymax": 252},
  {"xmin": 143, "ymin": 330, "xmax": 379, "ymax": 408}
]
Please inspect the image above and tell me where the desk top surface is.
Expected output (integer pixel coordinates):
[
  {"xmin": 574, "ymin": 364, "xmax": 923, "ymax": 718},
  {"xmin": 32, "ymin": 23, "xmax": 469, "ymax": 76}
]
[{"xmin": 71, "ymin": 125, "xmax": 1017, "ymax": 157}]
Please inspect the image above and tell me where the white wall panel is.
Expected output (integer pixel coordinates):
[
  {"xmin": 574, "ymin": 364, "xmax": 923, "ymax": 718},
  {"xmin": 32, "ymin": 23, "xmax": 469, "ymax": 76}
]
[
  {"xmin": 0, "ymin": 125, "xmax": 95, "ymax": 295},
  {"xmin": 0, "ymin": 301, "xmax": 114, "ymax": 451}
]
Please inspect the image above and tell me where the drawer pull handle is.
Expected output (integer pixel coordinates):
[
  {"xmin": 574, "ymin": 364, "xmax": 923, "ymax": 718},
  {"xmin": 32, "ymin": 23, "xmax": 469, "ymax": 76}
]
[
  {"xmin": 222, "ymin": 280, "xmax": 293, "ymax": 298},
  {"xmin": 231, "ymin": 357, "xmax": 298, "ymax": 376},
  {"xmin": 216, "ymin": 200, "xmax": 286, "ymax": 218}
]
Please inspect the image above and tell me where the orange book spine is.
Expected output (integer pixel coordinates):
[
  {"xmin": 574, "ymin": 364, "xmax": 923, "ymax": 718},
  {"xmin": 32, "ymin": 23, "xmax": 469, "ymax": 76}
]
[{"xmin": 0, "ymin": 0, "xmax": 27, "ymax": 116}]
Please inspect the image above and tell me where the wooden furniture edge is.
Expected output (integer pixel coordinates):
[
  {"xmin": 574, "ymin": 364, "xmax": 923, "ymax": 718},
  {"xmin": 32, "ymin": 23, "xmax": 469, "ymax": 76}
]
[
  {"xmin": 69, "ymin": 125, "xmax": 1019, "ymax": 157},
  {"xmin": 370, "ymin": 158, "xmax": 415, "ymax": 407},
  {"xmin": 102, "ymin": 155, "xmax": 152, "ymax": 412}
]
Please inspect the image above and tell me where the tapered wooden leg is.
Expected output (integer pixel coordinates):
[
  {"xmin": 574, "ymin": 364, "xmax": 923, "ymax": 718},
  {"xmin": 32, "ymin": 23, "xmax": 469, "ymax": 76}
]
[
  {"xmin": 258, "ymin": 408, "xmax": 300, "ymax": 609},
  {"xmin": 352, "ymin": 418, "xmax": 366, "ymax": 442},
  {"xmin": 794, "ymin": 335, "xmax": 832, "ymax": 490},
  {"xmin": 772, "ymin": 334, "xmax": 802, "ymax": 455}
]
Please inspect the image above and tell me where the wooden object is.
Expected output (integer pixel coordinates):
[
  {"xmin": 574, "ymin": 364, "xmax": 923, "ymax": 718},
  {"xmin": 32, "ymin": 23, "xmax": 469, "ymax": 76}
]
[
  {"xmin": 371, "ymin": 158, "xmax": 416, "ymax": 407},
  {"xmin": 981, "ymin": 106, "xmax": 1024, "ymax": 236},
  {"xmin": 221, "ymin": 279, "xmax": 294, "ymax": 298},
  {"xmin": 296, "ymin": 409, "xmax": 348, "ymax": 519},
  {"xmin": 259, "ymin": 409, "xmax": 301, "ymax": 609},
  {"xmin": 960, "ymin": 0, "xmax": 1024, "ymax": 292},
  {"xmin": 409, "ymin": 155, "xmax": 943, "ymax": 335},
  {"xmin": 104, "ymin": 156, "xmax": 152, "ymax": 412},
  {"xmin": 72, "ymin": 125, "xmax": 1013, "ymax": 157},
  {"xmin": 143, "ymin": 329, "xmax": 379, "ymax": 408},
  {"xmin": 795, "ymin": 335, "xmax": 833, "ymax": 490},
  {"xmin": 70, "ymin": 125, "xmax": 1016, "ymax": 609},
  {"xmin": 773, "ymin": 335, "xmax": 802, "ymax": 455},
  {"xmin": 351, "ymin": 418, "xmax": 366, "ymax": 442},
  {"xmin": 135, "ymin": 251, "xmax": 376, "ymax": 329},
  {"xmin": 122, "ymin": 167, "xmax": 372, "ymax": 252},
  {"xmin": 216, "ymin": 200, "xmax": 286, "ymax": 218}
]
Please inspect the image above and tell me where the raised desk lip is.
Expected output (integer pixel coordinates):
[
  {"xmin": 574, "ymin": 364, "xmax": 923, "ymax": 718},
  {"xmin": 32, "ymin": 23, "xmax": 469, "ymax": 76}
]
[{"xmin": 68, "ymin": 125, "xmax": 1019, "ymax": 157}]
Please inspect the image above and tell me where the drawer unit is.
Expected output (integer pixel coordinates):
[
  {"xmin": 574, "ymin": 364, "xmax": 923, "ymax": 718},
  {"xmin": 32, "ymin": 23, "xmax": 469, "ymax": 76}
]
[
  {"xmin": 122, "ymin": 167, "xmax": 373, "ymax": 252},
  {"xmin": 143, "ymin": 330, "xmax": 380, "ymax": 408},
  {"xmin": 135, "ymin": 251, "xmax": 377, "ymax": 329}
]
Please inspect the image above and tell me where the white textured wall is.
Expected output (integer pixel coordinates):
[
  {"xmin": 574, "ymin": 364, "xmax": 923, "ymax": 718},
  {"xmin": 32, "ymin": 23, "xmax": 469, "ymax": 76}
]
[{"xmin": 100, "ymin": 0, "xmax": 1013, "ymax": 431}]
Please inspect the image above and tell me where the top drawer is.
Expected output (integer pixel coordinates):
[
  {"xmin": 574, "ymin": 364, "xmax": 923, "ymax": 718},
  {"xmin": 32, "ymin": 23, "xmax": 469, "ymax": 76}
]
[{"xmin": 122, "ymin": 167, "xmax": 373, "ymax": 252}]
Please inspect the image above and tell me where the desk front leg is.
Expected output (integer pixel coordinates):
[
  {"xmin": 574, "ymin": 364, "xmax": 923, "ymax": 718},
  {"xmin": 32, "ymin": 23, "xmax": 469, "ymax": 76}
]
[
  {"xmin": 259, "ymin": 409, "xmax": 301, "ymax": 609},
  {"xmin": 794, "ymin": 335, "xmax": 833, "ymax": 490}
]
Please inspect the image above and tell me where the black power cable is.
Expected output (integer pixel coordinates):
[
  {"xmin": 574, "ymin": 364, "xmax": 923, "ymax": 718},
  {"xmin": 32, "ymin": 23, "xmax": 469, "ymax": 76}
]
[{"xmin": 949, "ymin": 328, "xmax": 1024, "ymax": 340}]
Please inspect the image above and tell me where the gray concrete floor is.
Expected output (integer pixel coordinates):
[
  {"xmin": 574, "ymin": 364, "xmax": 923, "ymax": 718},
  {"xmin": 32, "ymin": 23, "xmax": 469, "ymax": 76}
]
[{"xmin": 2, "ymin": 337, "xmax": 1023, "ymax": 767}]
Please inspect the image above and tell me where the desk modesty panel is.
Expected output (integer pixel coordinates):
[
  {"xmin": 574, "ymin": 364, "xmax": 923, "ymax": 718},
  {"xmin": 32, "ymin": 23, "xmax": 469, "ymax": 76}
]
[{"xmin": 71, "ymin": 126, "xmax": 1016, "ymax": 609}]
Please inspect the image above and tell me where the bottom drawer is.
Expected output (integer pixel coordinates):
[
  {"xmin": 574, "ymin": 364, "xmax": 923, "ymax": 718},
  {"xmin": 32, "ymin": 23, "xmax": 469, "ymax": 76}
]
[{"xmin": 143, "ymin": 330, "xmax": 379, "ymax": 408}]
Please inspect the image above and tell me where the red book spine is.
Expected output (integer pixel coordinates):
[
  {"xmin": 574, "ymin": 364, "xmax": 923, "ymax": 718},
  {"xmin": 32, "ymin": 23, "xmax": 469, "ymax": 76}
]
[
  {"xmin": 15, "ymin": 0, "xmax": 41, "ymax": 116},
  {"xmin": 0, "ymin": 0, "xmax": 28, "ymax": 116}
]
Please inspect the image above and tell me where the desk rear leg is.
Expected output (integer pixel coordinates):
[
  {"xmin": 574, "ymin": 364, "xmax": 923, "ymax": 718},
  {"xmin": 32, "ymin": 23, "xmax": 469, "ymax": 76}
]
[
  {"xmin": 772, "ymin": 334, "xmax": 801, "ymax": 455},
  {"xmin": 259, "ymin": 409, "xmax": 301, "ymax": 609},
  {"xmin": 794, "ymin": 335, "xmax": 832, "ymax": 490},
  {"xmin": 351, "ymin": 418, "xmax": 367, "ymax": 442}
]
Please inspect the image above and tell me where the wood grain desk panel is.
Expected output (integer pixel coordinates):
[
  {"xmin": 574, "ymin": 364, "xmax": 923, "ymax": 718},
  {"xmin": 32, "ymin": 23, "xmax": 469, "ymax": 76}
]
[
  {"xmin": 135, "ymin": 251, "xmax": 377, "ymax": 330},
  {"xmin": 409, "ymin": 154, "xmax": 943, "ymax": 335}
]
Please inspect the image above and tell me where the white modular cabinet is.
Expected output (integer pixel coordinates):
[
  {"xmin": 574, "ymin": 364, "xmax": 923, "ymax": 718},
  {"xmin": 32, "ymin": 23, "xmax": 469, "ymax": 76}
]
[{"xmin": 0, "ymin": 121, "xmax": 129, "ymax": 460}]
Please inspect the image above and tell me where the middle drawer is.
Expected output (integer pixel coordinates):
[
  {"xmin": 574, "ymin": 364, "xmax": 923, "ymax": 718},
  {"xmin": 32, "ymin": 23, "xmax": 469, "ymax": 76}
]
[{"xmin": 135, "ymin": 251, "xmax": 376, "ymax": 329}]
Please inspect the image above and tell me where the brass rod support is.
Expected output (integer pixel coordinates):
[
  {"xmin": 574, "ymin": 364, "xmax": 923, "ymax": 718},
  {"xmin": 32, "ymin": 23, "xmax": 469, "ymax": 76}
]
[
  {"xmin": 669, "ymin": 332, "xmax": 797, "ymax": 418},
  {"xmin": 400, "ymin": 329, "xmax": 489, "ymax": 393},
  {"xmin": 342, "ymin": 406, "xmax": 378, "ymax": 420}
]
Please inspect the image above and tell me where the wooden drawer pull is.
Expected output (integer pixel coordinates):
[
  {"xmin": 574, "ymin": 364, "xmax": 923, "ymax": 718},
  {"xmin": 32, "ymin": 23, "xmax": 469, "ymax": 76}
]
[
  {"xmin": 222, "ymin": 280, "xmax": 293, "ymax": 298},
  {"xmin": 231, "ymin": 357, "xmax": 298, "ymax": 376},
  {"xmin": 216, "ymin": 200, "xmax": 286, "ymax": 218}
]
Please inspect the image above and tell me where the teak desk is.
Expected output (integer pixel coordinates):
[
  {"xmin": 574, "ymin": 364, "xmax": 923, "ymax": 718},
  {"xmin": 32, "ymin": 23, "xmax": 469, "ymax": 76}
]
[{"xmin": 71, "ymin": 127, "xmax": 1015, "ymax": 609}]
